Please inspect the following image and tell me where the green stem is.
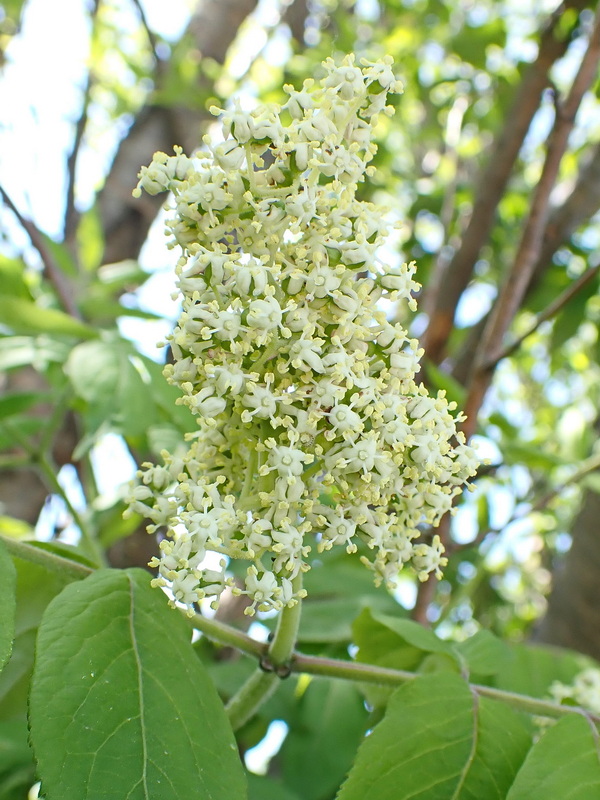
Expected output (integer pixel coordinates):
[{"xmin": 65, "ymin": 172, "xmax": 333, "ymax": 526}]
[
  {"xmin": 0, "ymin": 535, "xmax": 93, "ymax": 580},
  {"xmin": 291, "ymin": 653, "xmax": 600, "ymax": 724},
  {"xmin": 268, "ymin": 572, "xmax": 303, "ymax": 667},
  {"xmin": 188, "ymin": 611, "xmax": 268, "ymax": 659},
  {"xmin": 36, "ymin": 452, "xmax": 105, "ymax": 566},
  {"xmin": 226, "ymin": 669, "xmax": 278, "ymax": 732},
  {"xmin": 3, "ymin": 420, "xmax": 105, "ymax": 566},
  {"xmin": 226, "ymin": 572, "xmax": 304, "ymax": 731}
]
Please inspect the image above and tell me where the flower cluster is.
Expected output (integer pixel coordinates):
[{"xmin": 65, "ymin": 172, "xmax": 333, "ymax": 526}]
[
  {"xmin": 126, "ymin": 55, "xmax": 478, "ymax": 616},
  {"xmin": 550, "ymin": 668, "xmax": 600, "ymax": 715}
]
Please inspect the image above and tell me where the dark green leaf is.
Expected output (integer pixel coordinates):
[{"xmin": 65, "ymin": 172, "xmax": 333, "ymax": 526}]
[
  {"xmin": 338, "ymin": 672, "xmax": 531, "ymax": 800},
  {"xmin": 30, "ymin": 568, "xmax": 247, "ymax": 800}
]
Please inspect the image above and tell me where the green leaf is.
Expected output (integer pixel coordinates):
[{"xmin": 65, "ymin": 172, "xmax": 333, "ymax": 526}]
[
  {"xmin": 0, "ymin": 540, "xmax": 16, "ymax": 673},
  {"xmin": 247, "ymin": 773, "xmax": 301, "ymax": 800},
  {"xmin": 65, "ymin": 337, "xmax": 160, "ymax": 438},
  {"xmin": 0, "ymin": 298, "xmax": 95, "ymax": 339},
  {"xmin": 0, "ymin": 258, "xmax": 31, "ymax": 299},
  {"xmin": 452, "ymin": 630, "xmax": 511, "ymax": 677},
  {"xmin": 281, "ymin": 680, "xmax": 367, "ymax": 800},
  {"xmin": 337, "ymin": 672, "xmax": 531, "ymax": 800},
  {"xmin": 0, "ymin": 335, "xmax": 71, "ymax": 372},
  {"xmin": 0, "ymin": 560, "xmax": 71, "ymax": 724},
  {"xmin": 492, "ymin": 642, "xmax": 593, "ymax": 700},
  {"xmin": 506, "ymin": 715, "xmax": 600, "ymax": 799},
  {"xmin": 353, "ymin": 607, "xmax": 455, "ymax": 670},
  {"xmin": 30, "ymin": 568, "xmax": 247, "ymax": 800},
  {"xmin": 0, "ymin": 391, "xmax": 45, "ymax": 420}
]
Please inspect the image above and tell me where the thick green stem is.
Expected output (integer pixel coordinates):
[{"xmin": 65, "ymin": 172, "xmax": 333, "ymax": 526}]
[
  {"xmin": 226, "ymin": 572, "xmax": 304, "ymax": 731},
  {"xmin": 268, "ymin": 571, "xmax": 303, "ymax": 667},
  {"xmin": 226, "ymin": 669, "xmax": 279, "ymax": 732},
  {"xmin": 0, "ymin": 535, "xmax": 93, "ymax": 580}
]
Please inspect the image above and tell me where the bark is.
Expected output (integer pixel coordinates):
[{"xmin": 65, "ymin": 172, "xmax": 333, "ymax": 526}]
[
  {"xmin": 100, "ymin": 0, "xmax": 259, "ymax": 265},
  {"xmin": 535, "ymin": 489, "xmax": 600, "ymax": 661}
]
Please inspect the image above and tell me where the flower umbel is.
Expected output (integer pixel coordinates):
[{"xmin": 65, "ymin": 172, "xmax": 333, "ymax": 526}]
[{"xmin": 126, "ymin": 55, "xmax": 478, "ymax": 616}]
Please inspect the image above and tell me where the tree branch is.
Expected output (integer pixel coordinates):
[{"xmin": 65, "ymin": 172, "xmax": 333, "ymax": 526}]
[
  {"xmin": 461, "ymin": 4, "xmax": 600, "ymax": 439},
  {"xmin": 422, "ymin": 0, "xmax": 592, "ymax": 364}
]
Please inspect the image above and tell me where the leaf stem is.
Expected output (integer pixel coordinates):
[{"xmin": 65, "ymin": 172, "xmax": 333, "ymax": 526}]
[
  {"xmin": 0, "ymin": 535, "xmax": 93, "ymax": 580},
  {"xmin": 188, "ymin": 610, "xmax": 268, "ymax": 660},
  {"xmin": 291, "ymin": 653, "xmax": 600, "ymax": 724}
]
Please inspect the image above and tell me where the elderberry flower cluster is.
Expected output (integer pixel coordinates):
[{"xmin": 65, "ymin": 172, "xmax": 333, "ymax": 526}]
[
  {"xmin": 550, "ymin": 668, "xmax": 600, "ymax": 715},
  {"xmin": 126, "ymin": 54, "xmax": 478, "ymax": 616}
]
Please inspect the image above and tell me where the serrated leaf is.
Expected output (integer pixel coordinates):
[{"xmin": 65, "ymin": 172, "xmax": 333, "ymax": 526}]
[
  {"xmin": 0, "ymin": 540, "xmax": 16, "ymax": 673},
  {"xmin": 30, "ymin": 568, "xmax": 247, "ymax": 800},
  {"xmin": 0, "ymin": 298, "xmax": 95, "ymax": 338},
  {"xmin": 337, "ymin": 672, "xmax": 531, "ymax": 800},
  {"xmin": 506, "ymin": 715, "xmax": 600, "ymax": 799}
]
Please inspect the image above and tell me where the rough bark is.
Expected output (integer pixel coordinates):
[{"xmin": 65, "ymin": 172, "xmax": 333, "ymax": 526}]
[{"xmin": 535, "ymin": 489, "xmax": 600, "ymax": 661}]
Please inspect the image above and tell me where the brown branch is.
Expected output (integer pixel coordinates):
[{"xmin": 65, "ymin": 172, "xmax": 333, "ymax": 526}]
[
  {"xmin": 422, "ymin": 0, "xmax": 592, "ymax": 364},
  {"xmin": 461, "ymin": 5, "xmax": 600, "ymax": 439},
  {"xmin": 488, "ymin": 263, "xmax": 600, "ymax": 367},
  {"xmin": 98, "ymin": 0, "xmax": 259, "ymax": 265},
  {"xmin": 0, "ymin": 185, "xmax": 80, "ymax": 319}
]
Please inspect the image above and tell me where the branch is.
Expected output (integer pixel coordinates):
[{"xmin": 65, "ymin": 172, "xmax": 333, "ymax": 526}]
[
  {"xmin": 0, "ymin": 185, "xmax": 79, "ymax": 318},
  {"xmin": 98, "ymin": 0, "xmax": 259, "ymax": 265},
  {"xmin": 226, "ymin": 572, "xmax": 304, "ymax": 730},
  {"xmin": 462, "ymin": 4, "xmax": 600, "ymax": 439},
  {"xmin": 422, "ymin": 0, "xmax": 592, "ymax": 363},
  {"xmin": 488, "ymin": 263, "xmax": 600, "ymax": 367}
]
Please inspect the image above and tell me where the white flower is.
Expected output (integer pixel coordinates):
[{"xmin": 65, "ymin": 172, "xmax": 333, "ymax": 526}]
[{"xmin": 128, "ymin": 54, "xmax": 478, "ymax": 616}]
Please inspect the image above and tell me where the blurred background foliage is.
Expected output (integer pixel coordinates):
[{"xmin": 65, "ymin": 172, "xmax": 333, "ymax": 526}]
[{"xmin": 1, "ymin": 0, "xmax": 600, "ymax": 796}]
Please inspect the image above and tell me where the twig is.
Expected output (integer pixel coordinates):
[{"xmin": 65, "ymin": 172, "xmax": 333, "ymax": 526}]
[
  {"xmin": 462, "ymin": 4, "xmax": 600, "ymax": 439},
  {"xmin": 63, "ymin": 71, "xmax": 93, "ymax": 241},
  {"xmin": 486, "ymin": 264, "xmax": 600, "ymax": 368},
  {"xmin": 130, "ymin": 0, "xmax": 161, "ymax": 62},
  {"xmin": 422, "ymin": 0, "xmax": 591, "ymax": 364},
  {"xmin": 0, "ymin": 185, "xmax": 80, "ymax": 318}
]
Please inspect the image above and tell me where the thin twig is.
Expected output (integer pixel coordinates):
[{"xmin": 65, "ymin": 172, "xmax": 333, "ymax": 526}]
[
  {"xmin": 130, "ymin": 0, "xmax": 161, "ymax": 62},
  {"xmin": 486, "ymin": 264, "xmax": 600, "ymax": 368},
  {"xmin": 0, "ymin": 184, "xmax": 80, "ymax": 318},
  {"xmin": 462, "ymin": 5, "xmax": 600, "ymax": 439},
  {"xmin": 64, "ymin": 71, "xmax": 93, "ymax": 241}
]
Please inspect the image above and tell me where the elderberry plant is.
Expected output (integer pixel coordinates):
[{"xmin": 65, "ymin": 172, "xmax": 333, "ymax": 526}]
[{"xmin": 126, "ymin": 54, "xmax": 478, "ymax": 617}]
